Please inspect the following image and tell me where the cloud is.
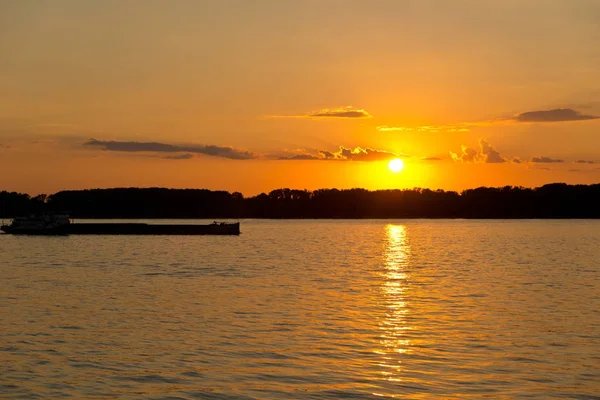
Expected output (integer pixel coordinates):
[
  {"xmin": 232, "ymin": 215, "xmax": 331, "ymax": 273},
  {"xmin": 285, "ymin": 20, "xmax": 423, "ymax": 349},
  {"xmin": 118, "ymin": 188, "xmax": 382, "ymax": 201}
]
[
  {"xmin": 163, "ymin": 153, "xmax": 194, "ymax": 160},
  {"xmin": 277, "ymin": 153, "xmax": 322, "ymax": 160},
  {"xmin": 84, "ymin": 139, "xmax": 257, "ymax": 160},
  {"xmin": 450, "ymin": 145, "xmax": 478, "ymax": 163},
  {"xmin": 307, "ymin": 106, "xmax": 371, "ymax": 119},
  {"xmin": 514, "ymin": 108, "xmax": 598, "ymax": 123},
  {"xmin": 479, "ymin": 139, "xmax": 506, "ymax": 163},
  {"xmin": 332, "ymin": 146, "xmax": 402, "ymax": 161},
  {"xmin": 450, "ymin": 139, "xmax": 506, "ymax": 163},
  {"xmin": 420, "ymin": 156, "xmax": 443, "ymax": 161},
  {"xmin": 277, "ymin": 146, "xmax": 407, "ymax": 162},
  {"xmin": 575, "ymin": 159, "xmax": 597, "ymax": 164},
  {"xmin": 531, "ymin": 156, "xmax": 564, "ymax": 163},
  {"xmin": 377, "ymin": 126, "xmax": 414, "ymax": 132},
  {"xmin": 85, "ymin": 139, "xmax": 409, "ymax": 163},
  {"xmin": 378, "ymin": 124, "xmax": 473, "ymax": 133},
  {"xmin": 511, "ymin": 157, "xmax": 523, "ymax": 164},
  {"xmin": 268, "ymin": 106, "xmax": 371, "ymax": 119},
  {"xmin": 379, "ymin": 108, "xmax": 598, "ymax": 134}
]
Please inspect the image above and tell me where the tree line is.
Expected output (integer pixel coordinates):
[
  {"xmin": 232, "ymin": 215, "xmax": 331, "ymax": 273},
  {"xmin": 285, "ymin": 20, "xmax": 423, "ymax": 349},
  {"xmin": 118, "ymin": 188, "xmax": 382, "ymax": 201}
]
[{"xmin": 1, "ymin": 183, "xmax": 599, "ymax": 219}]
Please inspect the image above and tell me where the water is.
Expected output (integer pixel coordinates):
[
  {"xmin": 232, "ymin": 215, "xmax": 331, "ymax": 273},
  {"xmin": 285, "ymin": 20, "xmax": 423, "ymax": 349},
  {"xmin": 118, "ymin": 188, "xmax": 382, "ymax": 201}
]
[{"xmin": 1, "ymin": 220, "xmax": 599, "ymax": 399}]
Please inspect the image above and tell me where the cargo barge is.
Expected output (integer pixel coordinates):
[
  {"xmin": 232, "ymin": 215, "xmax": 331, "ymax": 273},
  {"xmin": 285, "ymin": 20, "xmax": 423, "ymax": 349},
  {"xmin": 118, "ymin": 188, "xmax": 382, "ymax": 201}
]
[{"xmin": 0, "ymin": 214, "xmax": 240, "ymax": 235}]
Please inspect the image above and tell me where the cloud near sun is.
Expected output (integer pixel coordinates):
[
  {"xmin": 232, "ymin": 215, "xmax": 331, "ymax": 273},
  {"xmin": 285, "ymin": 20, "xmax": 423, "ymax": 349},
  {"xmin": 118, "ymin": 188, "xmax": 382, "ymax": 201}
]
[
  {"xmin": 277, "ymin": 146, "xmax": 407, "ymax": 162},
  {"xmin": 84, "ymin": 137, "xmax": 593, "ymax": 167}
]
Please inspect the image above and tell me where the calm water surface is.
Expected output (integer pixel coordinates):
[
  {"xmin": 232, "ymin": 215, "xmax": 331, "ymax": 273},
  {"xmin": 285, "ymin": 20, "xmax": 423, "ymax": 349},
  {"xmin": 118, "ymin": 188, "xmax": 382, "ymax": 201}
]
[{"xmin": 1, "ymin": 220, "xmax": 599, "ymax": 399}]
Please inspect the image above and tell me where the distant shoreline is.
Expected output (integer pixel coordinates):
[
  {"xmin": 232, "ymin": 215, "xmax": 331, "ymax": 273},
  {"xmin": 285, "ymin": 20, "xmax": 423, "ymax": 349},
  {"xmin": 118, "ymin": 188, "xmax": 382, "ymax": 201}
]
[{"xmin": 1, "ymin": 183, "xmax": 599, "ymax": 219}]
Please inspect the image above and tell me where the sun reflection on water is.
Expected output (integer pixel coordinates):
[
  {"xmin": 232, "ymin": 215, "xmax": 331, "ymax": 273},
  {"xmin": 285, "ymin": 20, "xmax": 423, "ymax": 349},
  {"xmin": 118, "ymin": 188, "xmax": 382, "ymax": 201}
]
[{"xmin": 377, "ymin": 224, "xmax": 412, "ymax": 381}]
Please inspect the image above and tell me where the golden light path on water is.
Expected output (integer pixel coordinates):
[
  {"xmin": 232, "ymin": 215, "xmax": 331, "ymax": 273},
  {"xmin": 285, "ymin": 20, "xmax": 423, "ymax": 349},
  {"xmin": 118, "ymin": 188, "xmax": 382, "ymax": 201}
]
[{"xmin": 375, "ymin": 224, "xmax": 412, "ymax": 394}]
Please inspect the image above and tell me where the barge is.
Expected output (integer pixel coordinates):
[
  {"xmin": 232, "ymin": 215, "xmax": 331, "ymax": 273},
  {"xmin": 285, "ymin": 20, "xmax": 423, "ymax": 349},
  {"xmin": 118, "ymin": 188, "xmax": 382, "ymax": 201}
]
[{"xmin": 0, "ymin": 214, "xmax": 240, "ymax": 235}]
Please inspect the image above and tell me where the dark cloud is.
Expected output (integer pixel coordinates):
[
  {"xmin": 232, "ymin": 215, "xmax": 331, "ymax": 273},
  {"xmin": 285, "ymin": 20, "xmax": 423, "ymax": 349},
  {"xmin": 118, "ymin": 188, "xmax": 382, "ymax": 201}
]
[
  {"xmin": 515, "ymin": 108, "xmax": 598, "ymax": 122},
  {"xmin": 512, "ymin": 157, "xmax": 522, "ymax": 164},
  {"xmin": 420, "ymin": 156, "xmax": 442, "ymax": 161},
  {"xmin": 575, "ymin": 159, "xmax": 597, "ymax": 164},
  {"xmin": 307, "ymin": 107, "xmax": 371, "ymax": 119},
  {"xmin": 84, "ymin": 138, "xmax": 256, "ymax": 160},
  {"xmin": 278, "ymin": 154, "xmax": 322, "ymax": 160},
  {"xmin": 531, "ymin": 156, "xmax": 564, "ymax": 163},
  {"xmin": 450, "ymin": 139, "xmax": 505, "ymax": 163},
  {"xmin": 319, "ymin": 150, "xmax": 335, "ymax": 158}
]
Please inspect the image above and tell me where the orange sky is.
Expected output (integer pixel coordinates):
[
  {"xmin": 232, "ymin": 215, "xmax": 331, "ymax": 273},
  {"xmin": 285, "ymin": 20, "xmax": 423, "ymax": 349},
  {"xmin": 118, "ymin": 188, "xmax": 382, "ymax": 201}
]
[{"xmin": 1, "ymin": 0, "xmax": 599, "ymax": 195}]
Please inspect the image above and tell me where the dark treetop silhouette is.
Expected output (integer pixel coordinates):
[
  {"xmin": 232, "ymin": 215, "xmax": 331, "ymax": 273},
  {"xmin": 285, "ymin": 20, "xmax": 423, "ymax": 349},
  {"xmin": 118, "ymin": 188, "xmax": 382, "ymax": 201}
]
[{"xmin": 1, "ymin": 184, "xmax": 599, "ymax": 219}]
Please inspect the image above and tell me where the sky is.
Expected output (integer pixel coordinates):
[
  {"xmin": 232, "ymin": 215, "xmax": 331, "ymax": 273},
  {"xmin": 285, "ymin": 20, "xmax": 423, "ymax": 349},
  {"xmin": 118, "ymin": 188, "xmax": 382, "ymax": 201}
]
[{"xmin": 1, "ymin": 0, "xmax": 599, "ymax": 196}]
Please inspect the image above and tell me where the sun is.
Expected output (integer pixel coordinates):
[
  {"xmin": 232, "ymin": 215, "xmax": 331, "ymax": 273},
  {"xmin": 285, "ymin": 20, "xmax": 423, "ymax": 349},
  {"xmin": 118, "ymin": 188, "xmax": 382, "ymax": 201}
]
[{"xmin": 388, "ymin": 158, "xmax": 404, "ymax": 173}]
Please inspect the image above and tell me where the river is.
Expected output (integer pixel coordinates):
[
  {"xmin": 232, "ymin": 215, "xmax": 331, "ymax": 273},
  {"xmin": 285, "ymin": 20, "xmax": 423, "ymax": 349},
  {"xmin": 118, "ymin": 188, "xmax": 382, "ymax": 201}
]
[{"xmin": 1, "ymin": 219, "xmax": 599, "ymax": 399}]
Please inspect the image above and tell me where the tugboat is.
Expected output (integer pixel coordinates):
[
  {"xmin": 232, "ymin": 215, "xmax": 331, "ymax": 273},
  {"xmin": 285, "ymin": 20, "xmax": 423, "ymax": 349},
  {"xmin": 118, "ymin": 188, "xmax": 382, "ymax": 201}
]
[
  {"xmin": 1, "ymin": 213, "xmax": 72, "ymax": 235},
  {"xmin": 0, "ymin": 214, "xmax": 240, "ymax": 235}
]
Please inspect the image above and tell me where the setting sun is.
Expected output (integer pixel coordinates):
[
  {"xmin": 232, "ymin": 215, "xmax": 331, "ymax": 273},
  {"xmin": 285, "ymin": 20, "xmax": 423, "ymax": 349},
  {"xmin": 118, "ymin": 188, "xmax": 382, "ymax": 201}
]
[{"xmin": 388, "ymin": 158, "xmax": 404, "ymax": 173}]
